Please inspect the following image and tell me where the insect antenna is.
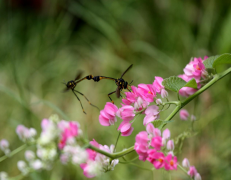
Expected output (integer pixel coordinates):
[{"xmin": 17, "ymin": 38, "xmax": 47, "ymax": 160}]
[{"xmin": 121, "ymin": 64, "xmax": 133, "ymax": 78}]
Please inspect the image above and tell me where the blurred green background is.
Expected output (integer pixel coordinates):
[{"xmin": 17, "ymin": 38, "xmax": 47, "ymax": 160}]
[{"xmin": 0, "ymin": 0, "xmax": 231, "ymax": 179}]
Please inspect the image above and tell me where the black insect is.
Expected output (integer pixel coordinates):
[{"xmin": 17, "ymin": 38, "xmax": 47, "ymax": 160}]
[
  {"xmin": 91, "ymin": 64, "xmax": 133, "ymax": 103},
  {"xmin": 64, "ymin": 72, "xmax": 99, "ymax": 114}
]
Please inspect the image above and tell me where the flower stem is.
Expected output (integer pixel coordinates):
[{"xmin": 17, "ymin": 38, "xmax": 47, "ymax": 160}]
[
  {"xmin": 0, "ymin": 144, "xmax": 27, "ymax": 163},
  {"xmin": 114, "ymin": 132, "xmax": 121, "ymax": 153},
  {"xmin": 120, "ymin": 162, "xmax": 154, "ymax": 171},
  {"xmin": 178, "ymin": 164, "xmax": 193, "ymax": 180},
  {"xmin": 87, "ymin": 144, "xmax": 134, "ymax": 159}
]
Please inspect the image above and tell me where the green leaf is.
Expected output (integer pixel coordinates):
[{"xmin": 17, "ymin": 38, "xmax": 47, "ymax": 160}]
[
  {"xmin": 203, "ymin": 55, "xmax": 220, "ymax": 68},
  {"xmin": 152, "ymin": 120, "xmax": 163, "ymax": 128},
  {"xmin": 162, "ymin": 76, "xmax": 187, "ymax": 92},
  {"xmin": 184, "ymin": 78, "xmax": 197, "ymax": 89},
  {"xmin": 213, "ymin": 53, "xmax": 231, "ymax": 67}
]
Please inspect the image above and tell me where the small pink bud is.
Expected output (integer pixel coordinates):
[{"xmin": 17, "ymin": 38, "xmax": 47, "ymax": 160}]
[
  {"xmin": 25, "ymin": 150, "xmax": 35, "ymax": 162},
  {"xmin": 0, "ymin": 139, "xmax": 9, "ymax": 150},
  {"xmin": 182, "ymin": 158, "xmax": 190, "ymax": 168},
  {"xmin": 194, "ymin": 173, "xmax": 202, "ymax": 180},
  {"xmin": 161, "ymin": 89, "xmax": 168, "ymax": 98},
  {"xmin": 156, "ymin": 99, "xmax": 162, "ymax": 105},
  {"xmin": 180, "ymin": 109, "xmax": 189, "ymax": 120},
  {"xmin": 163, "ymin": 129, "xmax": 170, "ymax": 139},
  {"xmin": 191, "ymin": 115, "xmax": 196, "ymax": 121},
  {"xmin": 188, "ymin": 166, "xmax": 197, "ymax": 178},
  {"xmin": 166, "ymin": 140, "xmax": 174, "ymax": 151},
  {"xmin": 17, "ymin": 160, "xmax": 28, "ymax": 174}
]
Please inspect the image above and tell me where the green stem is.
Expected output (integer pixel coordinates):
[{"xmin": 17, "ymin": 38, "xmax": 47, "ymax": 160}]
[
  {"xmin": 114, "ymin": 132, "xmax": 121, "ymax": 153},
  {"xmin": 87, "ymin": 144, "xmax": 134, "ymax": 159},
  {"xmin": 120, "ymin": 162, "xmax": 154, "ymax": 171},
  {"xmin": 119, "ymin": 156, "xmax": 139, "ymax": 164},
  {"xmin": 178, "ymin": 164, "xmax": 193, "ymax": 180},
  {"xmin": 0, "ymin": 144, "xmax": 27, "ymax": 163}
]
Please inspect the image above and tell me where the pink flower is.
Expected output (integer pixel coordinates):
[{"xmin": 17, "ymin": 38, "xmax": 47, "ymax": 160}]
[
  {"xmin": 162, "ymin": 129, "xmax": 170, "ymax": 139},
  {"xmin": 150, "ymin": 136, "xmax": 163, "ymax": 151},
  {"xmin": 58, "ymin": 121, "xmax": 79, "ymax": 149},
  {"xmin": 134, "ymin": 96, "xmax": 149, "ymax": 111},
  {"xmin": 116, "ymin": 105, "xmax": 135, "ymax": 121},
  {"xmin": 179, "ymin": 109, "xmax": 189, "ymax": 120},
  {"xmin": 134, "ymin": 131, "xmax": 149, "ymax": 161},
  {"xmin": 182, "ymin": 158, "xmax": 190, "ymax": 168},
  {"xmin": 164, "ymin": 154, "xmax": 177, "ymax": 170},
  {"xmin": 137, "ymin": 84, "xmax": 156, "ymax": 102},
  {"xmin": 153, "ymin": 76, "xmax": 164, "ymax": 94},
  {"xmin": 143, "ymin": 105, "xmax": 159, "ymax": 125},
  {"xmin": 183, "ymin": 57, "xmax": 205, "ymax": 80},
  {"xmin": 188, "ymin": 166, "xmax": 198, "ymax": 178},
  {"xmin": 146, "ymin": 123, "xmax": 161, "ymax": 139},
  {"xmin": 147, "ymin": 150, "xmax": 165, "ymax": 169},
  {"xmin": 99, "ymin": 102, "xmax": 118, "ymax": 126},
  {"xmin": 80, "ymin": 163, "xmax": 96, "ymax": 178},
  {"xmin": 179, "ymin": 87, "xmax": 198, "ymax": 97},
  {"xmin": 118, "ymin": 122, "xmax": 134, "ymax": 136},
  {"xmin": 122, "ymin": 86, "xmax": 139, "ymax": 105}
]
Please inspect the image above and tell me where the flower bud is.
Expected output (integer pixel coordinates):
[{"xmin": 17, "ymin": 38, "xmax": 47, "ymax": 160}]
[
  {"xmin": 156, "ymin": 99, "xmax": 162, "ymax": 105},
  {"xmin": 182, "ymin": 158, "xmax": 190, "ymax": 168},
  {"xmin": 191, "ymin": 115, "xmax": 196, "ymax": 121},
  {"xmin": 0, "ymin": 172, "xmax": 8, "ymax": 180},
  {"xmin": 17, "ymin": 160, "xmax": 28, "ymax": 174},
  {"xmin": 194, "ymin": 173, "xmax": 202, "ymax": 180},
  {"xmin": 166, "ymin": 140, "xmax": 174, "ymax": 151},
  {"xmin": 30, "ymin": 160, "xmax": 43, "ymax": 170},
  {"xmin": 180, "ymin": 109, "xmax": 189, "ymax": 120},
  {"xmin": 0, "ymin": 140, "xmax": 9, "ymax": 151},
  {"xmin": 25, "ymin": 150, "xmax": 35, "ymax": 162},
  {"xmin": 161, "ymin": 89, "xmax": 168, "ymax": 98}
]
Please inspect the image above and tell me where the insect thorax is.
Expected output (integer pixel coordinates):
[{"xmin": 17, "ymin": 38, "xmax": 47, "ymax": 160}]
[
  {"xmin": 116, "ymin": 78, "xmax": 128, "ymax": 89},
  {"xmin": 66, "ymin": 80, "xmax": 76, "ymax": 89}
]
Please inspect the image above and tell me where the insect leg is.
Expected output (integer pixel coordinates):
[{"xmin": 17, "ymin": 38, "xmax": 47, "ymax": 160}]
[
  {"xmin": 108, "ymin": 91, "xmax": 116, "ymax": 104},
  {"xmin": 74, "ymin": 90, "xmax": 100, "ymax": 111},
  {"xmin": 72, "ymin": 90, "xmax": 86, "ymax": 114}
]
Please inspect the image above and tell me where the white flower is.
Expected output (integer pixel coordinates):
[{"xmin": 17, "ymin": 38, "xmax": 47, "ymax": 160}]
[
  {"xmin": 25, "ymin": 150, "xmax": 35, "ymax": 162},
  {"xmin": 0, "ymin": 172, "xmax": 8, "ymax": 180},
  {"xmin": 30, "ymin": 160, "xmax": 43, "ymax": 170},
  {"xmin": 17, "ymin": 160, "xmax": 29, "ymax": 174}
]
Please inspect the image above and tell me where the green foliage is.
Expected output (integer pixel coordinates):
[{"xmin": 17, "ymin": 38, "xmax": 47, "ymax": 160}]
[
  {"xmin": 203, "ymin": 53, "xmax": 231, "ymax": 69},
  {"xmin": 162, "ymin": 76, "xmax": 197, "ymax": 93},
  {"xmin": 162, "ymin": 76, "xmax": 187, "ymax": 92}
]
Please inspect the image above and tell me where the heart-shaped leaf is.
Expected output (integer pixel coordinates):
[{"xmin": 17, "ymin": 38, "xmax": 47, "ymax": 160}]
[{"xmin": 162, "ymin": 76, "xmax": 187, "ymax": 92}]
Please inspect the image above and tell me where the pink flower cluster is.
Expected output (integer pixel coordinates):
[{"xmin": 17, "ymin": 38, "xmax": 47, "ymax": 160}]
[
  {"xmin": 80, "ymin": 140, "xmax": 119, "ymax": 178},
  {"xmin": 134, "ymin": 123, "xmax": 177, "ymax": 171},
  {"xmin": 16, "ymin": 125, "xmax": 37, "ymax": 142},
  {"xmin": 58, "ymin": 121, "xmax": 80, "ymax": 149},
  {"xmin": 182, "ymin": 158, "xmax": 202, "ymax": 180},
  {"xmin": 179, "ymin": 56, "xmax": 208, "ymax": 97},
  {"xmin": 99, "ymin": 77, "xmax": 167, "ymax": 136}
]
